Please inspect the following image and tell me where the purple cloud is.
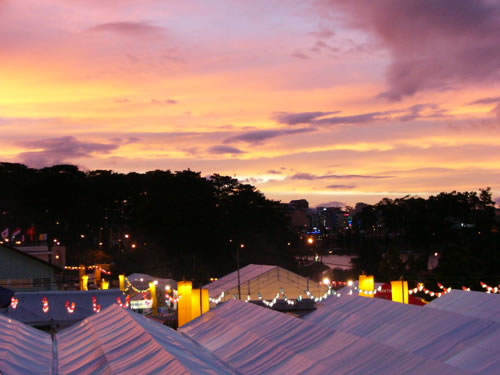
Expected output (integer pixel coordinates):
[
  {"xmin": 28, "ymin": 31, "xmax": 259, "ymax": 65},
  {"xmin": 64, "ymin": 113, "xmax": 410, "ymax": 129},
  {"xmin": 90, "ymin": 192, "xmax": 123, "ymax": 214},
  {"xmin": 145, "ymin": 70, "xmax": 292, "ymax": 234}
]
[
  {"xmin": 151, "ymin": 98, "xmax": 178, "ymax": 104},
  {"xmin": 266, "ymin": 170, "xmax": 282, "ymax": 175},
  {"xmin": 90, "ymin": 22, "xmax": 162, "ymax": 35},
  {"xmin": 275, "ymin": 104, "xmax": 446, "ymax": 126},
  {"xmin": 312, "ymin": 112, "xmax": 386, "ymax": 125},
  {"xmin": 224, "ymin": 128, "xmax": 315, "ymax": 144},
  {"xmin": 291, "ymin": 172, "xmax": 392, "ymax": 180},
  {"xmin": 273, "ymin": 111, "xmax": 338, "ymax": 125},
  {"xmin": 468, "ymin": 96, "xmax": 500, "ymax": 117},
  {"xmin": 326, "ymin": 184, "xmax": 356, "ymax": 189},
  {"xmin": 291, "ymin": 51, "xmax": 309, "ymax": 59},
  {"xmin": 208, "ymin": 145, "xmax": 245, "ymax": 154},
  {"xmin": 18, "ymin": 136, "xmax": 119, "ymax": 168},
  {"xmin": 324, "ymin": 0, "xmax": 500, "ymax": 100},
  {"xmin": 469, "ymin": 96, "xmax": 500, "ymax": 105}
]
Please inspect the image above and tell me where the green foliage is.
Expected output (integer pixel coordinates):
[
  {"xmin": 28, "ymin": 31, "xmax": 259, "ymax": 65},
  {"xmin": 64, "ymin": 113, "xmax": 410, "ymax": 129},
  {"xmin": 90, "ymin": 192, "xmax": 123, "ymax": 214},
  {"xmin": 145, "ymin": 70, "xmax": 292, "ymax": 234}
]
[
  {"xmin": 0, "ymin": 163, "xmax": 294, "ymax": 285},
  {"xmin": 350, "ymin": 188, "xmax": 499, "ymax": 288}
]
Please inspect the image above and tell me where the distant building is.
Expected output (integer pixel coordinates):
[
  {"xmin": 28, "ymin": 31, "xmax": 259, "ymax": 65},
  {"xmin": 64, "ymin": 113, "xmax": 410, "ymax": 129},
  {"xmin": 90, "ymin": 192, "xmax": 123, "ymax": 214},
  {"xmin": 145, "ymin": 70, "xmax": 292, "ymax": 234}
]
[
  {"xmin": 289, "ymin": 199, "xmax": 309, "ymax": 210},
  {"xmin": 13, "ymin": 244, "xmax": 66, "ymax": 268},
  {"xmin": 0, "ymin": 244, "xmax": 60, "ymax": 291},
  {"xmin": 314, "ymin": 206, "xmax": 344, "ymax": 230}
]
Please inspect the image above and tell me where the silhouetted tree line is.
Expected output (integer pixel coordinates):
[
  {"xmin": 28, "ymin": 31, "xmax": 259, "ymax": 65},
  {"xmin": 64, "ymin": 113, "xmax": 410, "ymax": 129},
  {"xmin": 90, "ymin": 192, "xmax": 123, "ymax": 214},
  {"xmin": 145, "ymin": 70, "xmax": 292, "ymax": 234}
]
[
  {"xmin": 349, "ymin": 189, "xmax": 499, "ymax": 289},
  {"xmin": 0, "ymin": 163, "xmax": 294, "ymax": 285}
]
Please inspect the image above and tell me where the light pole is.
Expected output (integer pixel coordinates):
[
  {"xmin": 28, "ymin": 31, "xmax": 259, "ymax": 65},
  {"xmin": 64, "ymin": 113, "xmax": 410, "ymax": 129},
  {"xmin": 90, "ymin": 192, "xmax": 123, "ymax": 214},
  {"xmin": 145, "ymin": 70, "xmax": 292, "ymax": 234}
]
[{"xmin": 237, "ymin": 243, "xmax": 244, "ymax": 300}]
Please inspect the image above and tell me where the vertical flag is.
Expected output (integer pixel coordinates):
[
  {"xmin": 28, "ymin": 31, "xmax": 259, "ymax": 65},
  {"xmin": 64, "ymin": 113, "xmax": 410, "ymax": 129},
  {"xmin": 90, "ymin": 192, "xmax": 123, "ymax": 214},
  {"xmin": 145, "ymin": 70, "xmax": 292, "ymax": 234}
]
[
  {"xmin": 26, "ymin": 225, "xmax": 36, "ymax": 242},
  {"xmin": 11, "ymin": 228, "xmax": 21, "ymax": 240}
]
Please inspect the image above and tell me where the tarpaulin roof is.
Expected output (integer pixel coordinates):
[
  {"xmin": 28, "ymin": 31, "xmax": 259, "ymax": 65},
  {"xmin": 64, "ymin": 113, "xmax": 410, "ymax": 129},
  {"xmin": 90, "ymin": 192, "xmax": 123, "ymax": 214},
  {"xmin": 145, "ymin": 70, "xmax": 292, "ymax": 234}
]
[
  {"xmin": 8, "ymin": 289, "xmax": 126, "ymax": 325},
  {"xmin": 180, "ymin": 299, "xmax": 476, "ymax": 375},
  {"xmin": 426, "ymin": 289, "xmax": 500, "ymax": 322},
  {"xmin": 56, "ymin": 304, "xmax": 238, "ymax": 375},
  {"xmin": 305, "ymin": 293, "xmax": 500, "ymax": 374},
  {"xmin": 204, "ymin": 264, "xmax": 276, "ymax": 297},
  {"xmin": 0, "ymin": 313, "xmax": 52, "ymax": 375}
]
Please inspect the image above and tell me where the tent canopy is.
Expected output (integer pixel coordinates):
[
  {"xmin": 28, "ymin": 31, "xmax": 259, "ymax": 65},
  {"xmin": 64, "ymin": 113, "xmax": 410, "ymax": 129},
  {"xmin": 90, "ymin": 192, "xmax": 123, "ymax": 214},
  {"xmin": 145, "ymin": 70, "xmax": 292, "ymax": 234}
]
[
  {"xmin": 0, "ymin": 313, "xmax": 52, "ymax": 375},
  {"xmin": 57, "ymin": 304, "xmax": 237, "ymax": 375},
  {"xmin": 181, "ymin": 299, "xmax": 477, "ymax": 375}
]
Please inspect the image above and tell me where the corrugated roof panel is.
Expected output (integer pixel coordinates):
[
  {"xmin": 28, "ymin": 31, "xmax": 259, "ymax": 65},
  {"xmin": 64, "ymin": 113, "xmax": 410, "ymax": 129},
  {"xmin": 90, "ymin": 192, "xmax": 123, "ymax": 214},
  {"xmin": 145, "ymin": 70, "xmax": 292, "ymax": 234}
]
[
  {"xmin": 426, "ymin": 289, "xmax": 500, "ymax": 322},
  {"xmin": 181, "ymin": 299, "xmax": 475, "ymax": 375},
  {"xmin": 0, "ymin": 313, "xmax": 52, "ymax": 375},
  {"xmin": 56, "ymin": 304, "xmax": 238, "ymax": 375},
  {"xmin": 306, "ymin": 293, "xmax": 500, "ymax": 373}
]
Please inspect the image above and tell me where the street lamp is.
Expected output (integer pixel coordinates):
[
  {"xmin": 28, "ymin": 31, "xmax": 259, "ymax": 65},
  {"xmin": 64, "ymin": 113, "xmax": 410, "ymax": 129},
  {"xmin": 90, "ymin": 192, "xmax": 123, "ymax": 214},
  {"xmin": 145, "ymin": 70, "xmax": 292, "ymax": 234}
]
[{"xmin": 237, "ymin": 243, "xmax": 245, "ymax": 300}]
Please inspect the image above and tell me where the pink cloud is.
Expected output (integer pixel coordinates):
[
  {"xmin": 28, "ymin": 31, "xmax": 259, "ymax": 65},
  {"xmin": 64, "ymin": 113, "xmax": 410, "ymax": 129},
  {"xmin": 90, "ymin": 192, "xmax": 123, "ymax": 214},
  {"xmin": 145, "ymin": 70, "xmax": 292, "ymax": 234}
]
[{"xmin": 323, "ymin": 0, "xmax": 500, "ymax": 100}]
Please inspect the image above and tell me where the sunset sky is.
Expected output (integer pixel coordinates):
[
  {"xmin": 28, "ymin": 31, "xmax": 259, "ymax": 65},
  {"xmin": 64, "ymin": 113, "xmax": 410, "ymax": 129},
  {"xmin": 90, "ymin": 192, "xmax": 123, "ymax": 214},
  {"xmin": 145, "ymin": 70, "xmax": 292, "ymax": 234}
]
[{"xmin": 1, "ymin": 0, "xmax": 500, "ymax": 206}]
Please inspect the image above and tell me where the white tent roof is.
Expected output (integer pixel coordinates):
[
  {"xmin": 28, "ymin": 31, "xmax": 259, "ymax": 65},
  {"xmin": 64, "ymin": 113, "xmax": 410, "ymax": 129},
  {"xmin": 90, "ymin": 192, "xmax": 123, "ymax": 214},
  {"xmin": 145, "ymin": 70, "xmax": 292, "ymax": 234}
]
[
  {"xmin": 204, "ymin": 264, "xmax": 276, "ymax": 297},
  {"xmin": 8, "ymin": 289, "xmax": 125, "ymax": 325},
  {"xmin": 426, "ymin": 289, "xmax": 500, "ymax": 322},
  {"xmin": 305, "ymin": 293, "xmax": 500, "ymax": 374},
  {"xmin": 180, "ymin": 299, "xmax": 476, "ymax": 375},
  {"xmin": 56, "ymin": 303, "xmax": 238, "ymax": 375},
  {"xmin": 0, "ymin": 313, "xmax": 52, "ymax": 375}
]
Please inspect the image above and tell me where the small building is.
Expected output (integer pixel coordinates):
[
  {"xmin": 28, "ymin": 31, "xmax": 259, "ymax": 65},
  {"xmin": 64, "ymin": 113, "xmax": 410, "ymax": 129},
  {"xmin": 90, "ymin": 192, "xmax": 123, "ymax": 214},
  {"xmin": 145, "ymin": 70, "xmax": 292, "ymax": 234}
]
[
  {"xmin": 205, "ymin": 264, "xmax": 328, "ymax": 302},
  {"xmin": 0, "ymin": 244, "xmax": 60, "ymax": 291}
]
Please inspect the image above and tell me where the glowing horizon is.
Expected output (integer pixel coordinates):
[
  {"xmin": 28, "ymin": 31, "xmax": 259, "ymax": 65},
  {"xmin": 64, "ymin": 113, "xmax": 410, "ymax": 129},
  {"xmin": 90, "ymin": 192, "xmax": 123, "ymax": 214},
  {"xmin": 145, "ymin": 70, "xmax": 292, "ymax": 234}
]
[{"xmin": 1, "ymin": 0, "xmax": 500, "ymax": 207}]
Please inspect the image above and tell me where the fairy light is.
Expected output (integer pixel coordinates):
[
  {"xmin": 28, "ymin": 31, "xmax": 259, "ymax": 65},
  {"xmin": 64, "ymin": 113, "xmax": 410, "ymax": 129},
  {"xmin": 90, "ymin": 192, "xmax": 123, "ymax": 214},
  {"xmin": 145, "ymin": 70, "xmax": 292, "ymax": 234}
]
[
  {"xmin": 165, "ymin": 294, "xmax": 180, "ymax": 304},
  {"xmin": 65, "ymin": 301, "xmax": 76, "ymax": 314},
  {"xmin": 481, "ymin": 281, "xmax": 500, "ymax": 293},
  {"xmin": 409, "ymin": 282, "xmax": 451, "ymax": 298},
  {"xmin": 42, "ymin": 297, "xmax": 49, "ymax": 313},
  {"xmin": 209, "ymin": 291, "xmax": 225, "ymax": 304},
  {"xmin": 10, "ymin": 297, "xmax": 19, "ymax": 309},
  {"xmin": 92, "ymin": 296, "xmax": 101, "ymax": 313},
  {"xmin": 116, "ymin": 295, "xmax": 130, "ymax": 308},
  {"xmin": 65, "ymin": 265, "xmax": 112, "ymax": 275},
  {"xmin": 125, "ymin": 277, "xmax": 150, "ymax": 293}
]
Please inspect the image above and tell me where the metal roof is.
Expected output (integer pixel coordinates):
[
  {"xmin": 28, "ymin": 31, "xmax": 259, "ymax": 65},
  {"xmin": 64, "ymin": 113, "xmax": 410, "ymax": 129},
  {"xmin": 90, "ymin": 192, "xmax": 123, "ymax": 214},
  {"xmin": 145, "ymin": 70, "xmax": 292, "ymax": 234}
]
[
  {"xmin": 426, "ymin": 289, "xmax": 500, "ymax": 322},
  {"xmin": 56, "ymin": 304, "xmax": 238, "ymax": 375},
  {"xmin": 0, "ymin": 313, "xmax": 52, "ymax": 375},
  {"xmin": 181, "ymin": 298, "xmax": 482, "ymax": 375},
  {"xmin": 306, "ymin": 293, "xmax": 500, "ymax": 374}
]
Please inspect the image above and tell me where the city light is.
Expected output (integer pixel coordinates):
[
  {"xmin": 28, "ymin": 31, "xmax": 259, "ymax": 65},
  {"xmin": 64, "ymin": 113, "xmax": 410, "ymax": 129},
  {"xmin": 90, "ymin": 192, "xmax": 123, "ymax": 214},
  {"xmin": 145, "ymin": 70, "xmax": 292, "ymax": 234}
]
[
  {"xmin": 322, "ymin": 277, "xmax": 331, "ymax": 286},
  {"xmin": 307, "ymin": 237, "xmax": 314, "ymax": 244}
]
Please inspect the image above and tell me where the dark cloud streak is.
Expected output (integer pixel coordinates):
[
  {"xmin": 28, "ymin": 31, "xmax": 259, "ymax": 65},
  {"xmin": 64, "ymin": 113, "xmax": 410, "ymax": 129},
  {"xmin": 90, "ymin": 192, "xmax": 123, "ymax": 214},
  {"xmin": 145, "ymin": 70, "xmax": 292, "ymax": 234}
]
[
  {"xmin": 290, "ymin": 172, "xmax": 392, "ymax": 180},
  {"xmin": 18, "ymin": 136, "xmax": 119, "ymax": 168},
  {"xmin": 224, "ymin": 128, "xmax": 315, "ymax": 144},
  {"xmin": 324, "ymin": 0, "xmax": 500, "ymax": 100}
]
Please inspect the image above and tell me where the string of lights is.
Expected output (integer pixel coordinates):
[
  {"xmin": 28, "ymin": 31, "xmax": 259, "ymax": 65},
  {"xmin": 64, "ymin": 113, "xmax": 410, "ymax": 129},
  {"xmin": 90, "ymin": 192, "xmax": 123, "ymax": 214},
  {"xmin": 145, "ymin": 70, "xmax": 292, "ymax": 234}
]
[
  {"xmin": 92, "ymin": 296, "xmax": 101, "ymax": 313},
  {"xmin": 409, "ymin": 282, "xmax": 451, "ymax": 298},
  {"xmin": 65, "ymin": 301, "xmax": 76, "ymax": 314},
  {"xmin": 480, "ymin": 281, "xmax": 500, "ymax": 293},
  {"xmin": 209, "ymin": 291, "xmax": 225, "ymax": 304},
  {"xmin": 124, "ymin": 277, "xmax": 151, "ymax": 293},
  {"xmin": 64, "ymin": 265, "xmax": 112, "ymax": 275},
  {"xmin": 9, "ymin": 295, "xmax": 129, "ymax": 312}
]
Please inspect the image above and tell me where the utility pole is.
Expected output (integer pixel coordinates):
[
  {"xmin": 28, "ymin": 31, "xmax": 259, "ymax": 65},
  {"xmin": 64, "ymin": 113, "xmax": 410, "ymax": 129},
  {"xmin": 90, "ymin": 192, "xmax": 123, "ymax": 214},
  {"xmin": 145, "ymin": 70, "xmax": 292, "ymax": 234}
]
[{"xmin": 237, "ymin": 243, "xmax": 244, "ymax": 300}]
